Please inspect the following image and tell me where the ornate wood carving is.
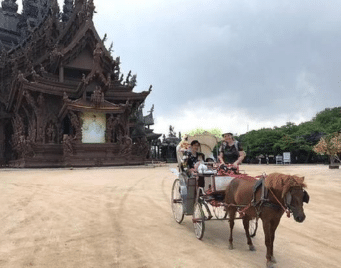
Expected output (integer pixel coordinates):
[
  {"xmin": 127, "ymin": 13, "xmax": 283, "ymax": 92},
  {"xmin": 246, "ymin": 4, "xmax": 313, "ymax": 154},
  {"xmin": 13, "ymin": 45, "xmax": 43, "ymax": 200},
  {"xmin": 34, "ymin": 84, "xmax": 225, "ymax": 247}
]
[
  {"xmin": 46, "ymin": 122, "xmax": 56, "ymax": 143},
  {"xmin": 90, "ymin": 86, "xmax": 104, "ymax": 107},
  {"xmin": 106, "ymin": 114, "xmax": 126, "ymax": 144},
  {"xmin": 11, "ymin": 113, "xmax": 34, "ymax": 158},
  {"xmin": 23, "ymin": 91, "xmax": 45, "ymax": 143},
  {"xmin": 120, "ymin": 135, "xmax": 132, "ymax": 156},
  {"xmin": 69, "ymin": 110, "xmax": 82, "ymax": 141},
  {"xmin": 62, "ymin": 134, "xmax": 74, "ymax": 156}
]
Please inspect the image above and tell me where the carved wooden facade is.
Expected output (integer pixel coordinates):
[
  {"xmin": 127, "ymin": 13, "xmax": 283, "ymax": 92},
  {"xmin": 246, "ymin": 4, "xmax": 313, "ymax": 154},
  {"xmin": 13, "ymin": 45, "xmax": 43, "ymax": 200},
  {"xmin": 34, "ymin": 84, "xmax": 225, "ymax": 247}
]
[{"xmin": 0, "ymin": 0, "xmax": 155, "ymax": 167}]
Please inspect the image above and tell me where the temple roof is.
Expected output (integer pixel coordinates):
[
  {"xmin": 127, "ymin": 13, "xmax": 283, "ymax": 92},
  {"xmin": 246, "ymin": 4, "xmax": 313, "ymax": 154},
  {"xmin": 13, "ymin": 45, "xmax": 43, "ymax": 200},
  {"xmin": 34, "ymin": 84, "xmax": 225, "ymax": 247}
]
[
  {"xmin": 0, "ymin": 1, "xmax": 153, "ymax": 114},
  {"xmin": 58, "ymin": 89, "xmax": 130, "ymax": 120},
  {"xmin": 143, "ymin": 113, "xmax": 154, "ymax": 125}
]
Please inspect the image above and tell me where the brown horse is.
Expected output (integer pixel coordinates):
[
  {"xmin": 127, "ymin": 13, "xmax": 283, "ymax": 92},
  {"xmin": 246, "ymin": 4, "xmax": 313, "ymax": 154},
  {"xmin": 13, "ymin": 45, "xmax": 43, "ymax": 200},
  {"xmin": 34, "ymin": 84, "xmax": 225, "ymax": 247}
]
[{"xmin": 225, "ymin": 173, "xmax": 309, "ymax": 268}]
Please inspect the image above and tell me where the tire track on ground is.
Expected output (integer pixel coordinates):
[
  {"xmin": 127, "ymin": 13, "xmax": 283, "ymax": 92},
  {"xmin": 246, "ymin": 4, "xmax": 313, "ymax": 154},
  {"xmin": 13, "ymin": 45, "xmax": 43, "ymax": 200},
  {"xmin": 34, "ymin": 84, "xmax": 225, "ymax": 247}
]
[
  {"xmin": 76, "ymin": 185, "xmax": 119, "ymax": 268},
  {"xmin": 106, "ymin": 175, "xmax": 149, "ymax": 268},
  {"xmin": 161, "ymin": 174, "xmax": 173, "ymax": 204},
  {"xmin": 281, "ymin": 224, "xmax": 341, "ymax": 251}
]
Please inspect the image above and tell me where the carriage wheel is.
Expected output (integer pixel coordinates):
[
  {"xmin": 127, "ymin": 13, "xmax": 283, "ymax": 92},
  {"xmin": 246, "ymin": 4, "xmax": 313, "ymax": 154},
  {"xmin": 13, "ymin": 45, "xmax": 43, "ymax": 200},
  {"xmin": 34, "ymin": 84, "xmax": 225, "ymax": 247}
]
[
  {"xmin": 213, "ymin": 205, "xmax": 227, "ymax": 220},
  {"xmin": 171, "ymin": 179, "xmax": 184, "ymax": 224},
  {"xmin": 249, "ymin": 218, "xmax": 258, "ymax": 237},
  {"xmin": 192, "ymin": 202, "xmax": 205, "ymax": 240}
]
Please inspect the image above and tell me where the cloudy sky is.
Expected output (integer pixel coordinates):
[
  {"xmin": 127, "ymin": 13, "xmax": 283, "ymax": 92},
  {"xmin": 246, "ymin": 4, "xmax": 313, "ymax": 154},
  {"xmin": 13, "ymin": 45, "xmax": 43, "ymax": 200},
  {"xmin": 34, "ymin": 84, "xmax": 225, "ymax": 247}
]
[{"xmin": 19, "ymin": 1, "xmax": 341, "ymax": 135}]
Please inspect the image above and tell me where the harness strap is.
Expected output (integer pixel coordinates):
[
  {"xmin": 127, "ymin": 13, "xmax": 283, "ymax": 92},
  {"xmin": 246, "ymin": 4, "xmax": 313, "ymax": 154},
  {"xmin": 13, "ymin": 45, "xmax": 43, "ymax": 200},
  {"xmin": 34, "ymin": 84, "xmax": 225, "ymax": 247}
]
[
  {"xmin": 268, "ymin": 188, "xmax": 291, "ymax": 218},
  {"xmin": 226, "ymin": 173, "xmax": 291, "ymax": 219},
  {"xmin": 251, "ymin": 174, "xmax": 290, "ymax": 218},
  {"xmin": 252, "ymin": 175, "xmax": 269, "ymax": 206},
  {"xmin": 237, "ymin": 203, "xmax": 251, "ymax": 217}
]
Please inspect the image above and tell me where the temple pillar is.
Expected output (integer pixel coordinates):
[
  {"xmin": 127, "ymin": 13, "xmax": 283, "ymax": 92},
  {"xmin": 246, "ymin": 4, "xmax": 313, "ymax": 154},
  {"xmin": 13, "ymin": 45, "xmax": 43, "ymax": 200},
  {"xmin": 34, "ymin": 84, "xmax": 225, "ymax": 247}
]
[{"xmin": 59, "ymin": 65, "xmax": 64, "ymax": 82}]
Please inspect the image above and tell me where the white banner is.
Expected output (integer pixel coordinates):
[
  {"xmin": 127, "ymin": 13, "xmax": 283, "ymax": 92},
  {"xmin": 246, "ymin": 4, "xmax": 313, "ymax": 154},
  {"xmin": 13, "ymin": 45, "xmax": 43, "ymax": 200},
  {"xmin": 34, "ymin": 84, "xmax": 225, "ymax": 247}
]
[{"xmin": 81, "ymin": 112, "xmax": 106, "ymax": 143}]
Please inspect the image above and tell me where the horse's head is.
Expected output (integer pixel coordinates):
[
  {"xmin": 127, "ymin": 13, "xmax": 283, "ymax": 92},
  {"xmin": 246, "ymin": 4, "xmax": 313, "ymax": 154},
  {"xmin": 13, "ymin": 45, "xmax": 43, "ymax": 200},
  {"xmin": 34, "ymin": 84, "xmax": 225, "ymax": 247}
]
[
  {"xmin": 284, "ymin": 187, "xmax": 309, "ymax": 223},
  {"xmin": 265, "ymin": 173, "xmax": 309, "ymax": 222}
]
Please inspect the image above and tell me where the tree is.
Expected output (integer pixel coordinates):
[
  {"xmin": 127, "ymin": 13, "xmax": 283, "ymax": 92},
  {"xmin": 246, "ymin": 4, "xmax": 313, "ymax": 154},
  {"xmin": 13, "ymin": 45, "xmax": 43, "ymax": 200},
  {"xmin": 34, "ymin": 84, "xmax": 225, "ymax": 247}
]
[
  {"xmin": 186, "ymin": 127, "xmax": 222, "ymax": 138},
  {"xmin": 313, "ymin": 132, "xmax": 341, "ymax": 164},
  {"xmin": 313, "ymin": 107, "xmax": 341, "ymax": 133}
]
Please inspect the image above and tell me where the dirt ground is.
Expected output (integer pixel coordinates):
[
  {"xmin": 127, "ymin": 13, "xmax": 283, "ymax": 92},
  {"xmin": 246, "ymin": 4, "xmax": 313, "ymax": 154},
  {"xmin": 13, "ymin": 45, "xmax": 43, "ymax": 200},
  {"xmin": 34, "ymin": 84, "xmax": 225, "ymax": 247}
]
[{"xmin": 0, "ymin": 164, "xmax": 340, "ymax": 268}]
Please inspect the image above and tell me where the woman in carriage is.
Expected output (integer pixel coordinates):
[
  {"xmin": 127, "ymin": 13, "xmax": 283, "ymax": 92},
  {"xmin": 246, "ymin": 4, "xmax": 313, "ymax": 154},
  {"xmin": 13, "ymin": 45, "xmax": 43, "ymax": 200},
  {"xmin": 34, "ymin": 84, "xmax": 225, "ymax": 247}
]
[{"xmin": 218, "ymin": 132, "xmax": 246, "ymax": 169}]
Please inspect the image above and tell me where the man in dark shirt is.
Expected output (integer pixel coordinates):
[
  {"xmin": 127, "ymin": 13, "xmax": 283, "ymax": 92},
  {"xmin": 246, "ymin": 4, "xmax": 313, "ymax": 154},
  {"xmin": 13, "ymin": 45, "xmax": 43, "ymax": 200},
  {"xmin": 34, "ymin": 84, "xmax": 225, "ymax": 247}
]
[
  {"xmin": 184, "ymin": 140, "xmax": 205, "ymax": 187},
  {"xmin": 186, "ymin": 140, "xmax": 204, "ymax": 169},
  {"xmin": 218, "ymin": 132, "xmax": 245, "ymax": 167}
]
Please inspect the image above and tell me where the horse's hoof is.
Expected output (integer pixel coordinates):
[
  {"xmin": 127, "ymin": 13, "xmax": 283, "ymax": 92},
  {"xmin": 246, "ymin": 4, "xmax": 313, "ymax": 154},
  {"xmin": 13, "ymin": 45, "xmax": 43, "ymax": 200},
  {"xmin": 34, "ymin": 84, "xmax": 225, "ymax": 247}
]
[
  {"xmin": 249, "ymin": 245, "xmax": 256, "ymax": 251},
  {"xmin": 228, "ymin": 244, "xmax": 234, "ymax": 250},
  {"xmin": 270, "ymin": 256, "xmax": 277, "ymax": 263},
  {"xmin": 266, "ymin": 262, "xmax": 274, "ymax": 268},
  {"xmin": 266, "ymin": 260, "xmax": 276, "ymax": 268}
]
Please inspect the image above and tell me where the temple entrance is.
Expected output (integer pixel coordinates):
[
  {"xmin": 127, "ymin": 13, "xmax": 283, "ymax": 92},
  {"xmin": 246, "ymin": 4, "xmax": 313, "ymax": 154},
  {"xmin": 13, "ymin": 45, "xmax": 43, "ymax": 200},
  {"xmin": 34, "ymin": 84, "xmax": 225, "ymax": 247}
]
[{"xmin": 62, "ymin": 116, "xmax": 72, "ymax": 135}]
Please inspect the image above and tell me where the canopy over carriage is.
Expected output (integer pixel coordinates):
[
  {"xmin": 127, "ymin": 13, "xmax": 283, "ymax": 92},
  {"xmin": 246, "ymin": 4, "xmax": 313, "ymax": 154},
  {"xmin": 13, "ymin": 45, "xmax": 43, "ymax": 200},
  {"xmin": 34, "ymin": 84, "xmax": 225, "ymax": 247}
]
[{"xmin": 176, "ymin": 131, "xmax": 220, "ymax": 164}]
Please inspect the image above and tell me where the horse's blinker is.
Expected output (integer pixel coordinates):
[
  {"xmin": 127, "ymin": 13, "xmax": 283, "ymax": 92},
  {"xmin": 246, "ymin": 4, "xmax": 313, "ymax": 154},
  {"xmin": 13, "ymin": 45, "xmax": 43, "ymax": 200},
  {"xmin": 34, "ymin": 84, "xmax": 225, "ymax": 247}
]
[
  {"xmin": 285, "ymin": 192, "xmax": 292, "ymax": 207},
  {"xmin": 303, "ymin": 190, "xmax": 309, "ymax": 204}
]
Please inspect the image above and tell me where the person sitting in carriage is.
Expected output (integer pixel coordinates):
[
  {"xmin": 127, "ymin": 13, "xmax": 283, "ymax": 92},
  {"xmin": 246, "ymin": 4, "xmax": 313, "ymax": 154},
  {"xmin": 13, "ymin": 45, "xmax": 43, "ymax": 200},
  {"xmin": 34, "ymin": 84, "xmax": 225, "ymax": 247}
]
[
  {"xmin": 184, "ymin": 140, "xmax": 205, "ymax": 170},
  {"xmin": 182, "ymin": 140, "xmax": 207, "ymax": 188},
  {"xmin": 218, "ymin": 132, "xmax": 246, "ymax": 171}
]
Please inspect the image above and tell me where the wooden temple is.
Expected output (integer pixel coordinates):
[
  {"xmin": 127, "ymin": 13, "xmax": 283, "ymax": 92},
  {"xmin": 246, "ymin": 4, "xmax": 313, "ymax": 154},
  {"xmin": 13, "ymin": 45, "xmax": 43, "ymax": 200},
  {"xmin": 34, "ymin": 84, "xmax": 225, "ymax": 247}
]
[{"xmin": 0, "ymin": 0, "xmax": 160, "ymax": 167}]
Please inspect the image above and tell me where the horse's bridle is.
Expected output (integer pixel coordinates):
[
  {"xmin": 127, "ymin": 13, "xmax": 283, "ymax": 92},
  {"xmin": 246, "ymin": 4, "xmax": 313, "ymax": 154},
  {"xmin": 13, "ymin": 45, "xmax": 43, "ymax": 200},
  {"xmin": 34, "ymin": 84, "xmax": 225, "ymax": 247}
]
[
  {"xmin": 284, "ymin": 188, "xmax": 309, "ymax": 214},
  {"xmin": 268, "ymin": 188, "xmax": 291, "ymax": 218}
]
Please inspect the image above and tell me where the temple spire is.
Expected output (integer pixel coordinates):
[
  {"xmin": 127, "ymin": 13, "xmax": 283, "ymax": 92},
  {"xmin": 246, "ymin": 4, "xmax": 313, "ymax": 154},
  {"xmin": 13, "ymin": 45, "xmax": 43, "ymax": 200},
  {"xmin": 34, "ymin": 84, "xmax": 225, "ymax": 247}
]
[
  {"xmin": 18, "ymin": 0, "xmax": 50, "ymax": 38},
  {"xmin": 50, "ymin": 0, "xmax": 60, "ymax": 17},
  {"xmin": 75, "ymin": 0, "xmax": 86, "ymax": 8},
  {"xmin": 1, "ymin": 0, "xmax": 18, "ymax": 13},
  {"xmin": 62, "ymin": 0, "xmax": 74, "ymax": 22}
]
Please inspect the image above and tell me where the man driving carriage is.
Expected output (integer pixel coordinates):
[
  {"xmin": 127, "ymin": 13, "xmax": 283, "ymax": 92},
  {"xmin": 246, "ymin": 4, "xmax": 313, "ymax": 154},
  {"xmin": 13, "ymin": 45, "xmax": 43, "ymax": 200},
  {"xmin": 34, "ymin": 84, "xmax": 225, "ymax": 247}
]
[{"xmin": 218, "ymin": 132, "xmax": 246, "ymax": 168}]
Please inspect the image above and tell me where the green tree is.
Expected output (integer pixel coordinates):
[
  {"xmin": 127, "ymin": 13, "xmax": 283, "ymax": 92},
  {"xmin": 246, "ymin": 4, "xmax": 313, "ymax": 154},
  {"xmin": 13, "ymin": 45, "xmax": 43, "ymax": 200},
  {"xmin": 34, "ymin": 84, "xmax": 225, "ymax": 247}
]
[{"xmin": 186, "ymin": 128, "xmax": 222, "ymax": 138}]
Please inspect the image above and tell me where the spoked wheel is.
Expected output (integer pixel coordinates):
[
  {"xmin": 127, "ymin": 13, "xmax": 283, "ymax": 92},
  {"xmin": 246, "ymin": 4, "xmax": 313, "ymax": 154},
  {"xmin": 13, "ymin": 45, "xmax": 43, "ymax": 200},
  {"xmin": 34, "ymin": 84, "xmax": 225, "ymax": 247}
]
[
  {"xmin": 213, "ymin": 205, "xmax": 227, "ymax": 219},
  {"xmin": 192, "ymin": 202, "xmax": 205, "ymax": 240},
  {"xmin": 171, "ymin": 179, "xmax": 184, "ymax": 224},
  {"xmin": 249, "ymin": 217, "xmax": 258, "ymax": 237}
]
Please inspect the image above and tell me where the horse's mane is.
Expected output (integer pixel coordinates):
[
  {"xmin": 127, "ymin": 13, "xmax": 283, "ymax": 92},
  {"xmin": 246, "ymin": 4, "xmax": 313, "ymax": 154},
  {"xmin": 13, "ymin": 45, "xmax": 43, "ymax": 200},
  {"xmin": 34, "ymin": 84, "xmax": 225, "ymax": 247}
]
[{"xmin": 265, "ymin": 173, "xmax": 307, "ymax": 198}]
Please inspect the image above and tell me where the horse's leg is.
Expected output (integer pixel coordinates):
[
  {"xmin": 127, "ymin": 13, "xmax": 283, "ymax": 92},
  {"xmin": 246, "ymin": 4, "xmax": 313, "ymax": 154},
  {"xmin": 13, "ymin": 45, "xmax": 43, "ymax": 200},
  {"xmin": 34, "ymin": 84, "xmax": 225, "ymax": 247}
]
[
  {"xmin": 261, "ymin": 216, "xmax": 274, "ymax": 268},
  {"xmin": 228, "ymin": 207, "xmax": 236, "ymax": 250},
  {"xmin": 269, "ymin": 217, "xmax": 281, "ymax": 264},
  {"xmin": 243, "ymin": 216, "xmax": 256, "ymax": 251}
]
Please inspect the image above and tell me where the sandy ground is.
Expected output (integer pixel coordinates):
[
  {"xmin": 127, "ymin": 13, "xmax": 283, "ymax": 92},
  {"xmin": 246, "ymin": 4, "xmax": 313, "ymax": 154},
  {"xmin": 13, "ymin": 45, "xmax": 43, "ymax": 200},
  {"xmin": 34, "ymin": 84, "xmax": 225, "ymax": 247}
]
[{"xmin": 0, "ymin": 164, "xmax": 340, "ymax": 268}]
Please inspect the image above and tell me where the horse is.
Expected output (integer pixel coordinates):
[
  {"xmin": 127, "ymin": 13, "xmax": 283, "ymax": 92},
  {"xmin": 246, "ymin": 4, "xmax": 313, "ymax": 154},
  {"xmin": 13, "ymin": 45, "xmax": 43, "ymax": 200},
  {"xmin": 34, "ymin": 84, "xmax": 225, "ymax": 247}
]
[{"xmin": 225, "ymin": 172, "xmax": 309, "ymax": 268}]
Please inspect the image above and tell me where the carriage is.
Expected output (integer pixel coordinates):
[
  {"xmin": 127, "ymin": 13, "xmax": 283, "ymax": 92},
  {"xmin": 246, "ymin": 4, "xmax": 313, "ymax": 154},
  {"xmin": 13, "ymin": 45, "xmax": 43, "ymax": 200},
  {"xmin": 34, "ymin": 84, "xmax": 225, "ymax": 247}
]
[{"xmin": 171, "ymin": 132, "xmax": 259, "ymax": 239}]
